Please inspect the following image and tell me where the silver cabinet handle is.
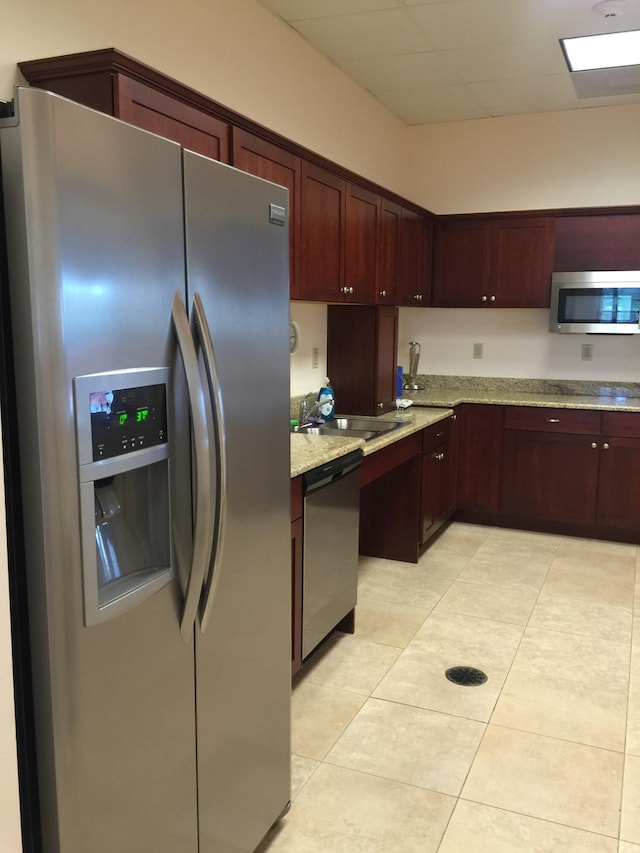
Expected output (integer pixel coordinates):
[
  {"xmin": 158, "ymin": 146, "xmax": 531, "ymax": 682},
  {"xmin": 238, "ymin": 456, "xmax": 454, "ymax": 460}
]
[
  {"xmin": 603, "ymin": 442, "xmax": 610, "ymax": 450},
  {"xmin": 546, "ymin": 418, "xmax": 560, "ymax": 423},
  {"xmin": 489, "ymin": 295, "xmax": 496, "ymax": 302},
  {"xmin": 379, "ymin": 290, "xmax": 386, "ymax": 297},
  {"xmin": 433, "ymin": 452, "xmax": 445, "ymax": 461},
  {"xmin": 377, "ymin": 402, "xmax": 384, "ymax": 408},
  {"xmin": 591, "ymin": 442, "xmax": 598, "ymax": 449},
  {"xmin": 481, "ymin": 295, "xmax": 487, "ymax": 302},
  {"xmin": 192, "ymin": 293, "xmax": 228, "ymax": 634},
  {"xmin": 172, "ymin": 291, "xmax": 214, "ymax": 642}
]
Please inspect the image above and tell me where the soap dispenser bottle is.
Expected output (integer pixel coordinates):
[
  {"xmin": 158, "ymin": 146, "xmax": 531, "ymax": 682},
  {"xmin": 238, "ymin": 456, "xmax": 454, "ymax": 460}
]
[{"xmin": 317, "ymin": 377, "xmax": 335, "ymax": 421}]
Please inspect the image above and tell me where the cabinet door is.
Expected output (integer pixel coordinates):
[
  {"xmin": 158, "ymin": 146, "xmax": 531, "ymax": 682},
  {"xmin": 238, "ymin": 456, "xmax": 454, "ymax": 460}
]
[
  {"xmin": 398, "ymin": 209, "xmax": 429, "ymax": 306},
  {"xmin": 115, "ymin": 76, "xmax": 230, "ymax": 161},
  {"xmin": 232, "ymin": 128, "xmax": 301, "ymax": 298},
  {"xmin": 300, "ymin": 162, "xmax": 346, "ymax": 302},
  {"xmin": 432, "ymin": 220, "xmax": 490, "ymax": 307},
  {"xmin": 345, "ymin": 184, "xmax": 380, "ymax": 304},
  {"xmin": 420, "ymin": 443, "xmax": 456, "ymax": 543},
  {"xmin": 327, "ymin": 305, "xmax": 398, "ymax": 416},
  {"xmin": 501, "ymin": 430, "xmax": 598, "ymax": 525},
  {"xmin": 457, "ymin": 404, "xmax": 503, "ymax": 513},
  {"xmin": 491, "ymin": 218, "xmax": 555, "ymax": 307},
  {"xmin": 374, "ymin": 305, "xmax": 399, "ymax": 413},
  {"xmin": 554, "ymin": 214, "xmax": 640, "ymax": 271},
  {"xmin": 377, "ymin": 198, "xmax": 400, "ymax": 304},
  {"xmin": 597, "ymin": 436, "xmax": 640, "ymax": 530}
]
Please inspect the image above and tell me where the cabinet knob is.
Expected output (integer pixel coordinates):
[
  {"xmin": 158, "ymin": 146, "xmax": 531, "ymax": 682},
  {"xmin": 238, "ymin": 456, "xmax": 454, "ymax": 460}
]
[
  {"xmin": 377, "ymin": 402, "xmax": 384, "ymax": 408},
  {"xmin": 434, "ymin": 452, "xmax": 445, "ymax": 461},
  {"xmin": 546, "ymin": 418, "xmax": 560, "ymax": 423},
  {"xmin": 591, "ymin": 442, "xmax": 598, "ymax": 449},
  {"xmin": 489, "ymin": 295, "xmax": 496, "ymax": 302},
  {"xmin": 481, "ymin": 295, "xmax": 487, "ymax": 302},
  {"xmin": 349, "ymin": 286, "xmax": 354, "ymax": 294},
  {"xmin": 379, "ymin": 290, "xmax": 386, "ymax": 297},
  {"xmin": 603, "ymin": 442, "xmax": 610, "ymax": 450}
]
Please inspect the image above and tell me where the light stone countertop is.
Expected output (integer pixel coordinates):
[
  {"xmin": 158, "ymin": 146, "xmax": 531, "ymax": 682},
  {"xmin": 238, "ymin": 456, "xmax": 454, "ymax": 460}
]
[
  {"xmin": 290, "ymin": 407, "xmax": 453, "ymax": 478},
  {"xmin": 290, "ymin": 376, "xmax": 640, "ymax": 479},
  {"xmin": 407, "ymin": 388, "xmax": 640, "ymax": 412}
]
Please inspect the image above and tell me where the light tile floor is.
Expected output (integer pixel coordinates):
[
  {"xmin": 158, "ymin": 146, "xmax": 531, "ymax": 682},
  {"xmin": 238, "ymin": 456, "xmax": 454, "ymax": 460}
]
[{"xmin": 259, "ymin": 522, "xmax": 640, "ymax": 853}]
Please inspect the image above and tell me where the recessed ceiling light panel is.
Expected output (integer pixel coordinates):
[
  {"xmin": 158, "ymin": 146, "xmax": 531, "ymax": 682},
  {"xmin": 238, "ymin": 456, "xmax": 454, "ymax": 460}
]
[{"xmin": 561, "ymin": 29, "xmax": 640, "ymax": 71}]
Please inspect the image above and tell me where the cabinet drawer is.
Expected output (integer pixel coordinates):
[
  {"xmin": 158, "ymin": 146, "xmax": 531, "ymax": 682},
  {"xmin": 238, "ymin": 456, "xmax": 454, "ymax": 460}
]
[
  {"xmin": 422, "ymin": 417, "xmax": 452, "ymax": 453},
  {"xmin": 601, "ymin": 411, "xmax": 640, "ymax": 439},
  {"xmin": 504, "ymin": 406, "xmax": 601, "ymax": 435}
]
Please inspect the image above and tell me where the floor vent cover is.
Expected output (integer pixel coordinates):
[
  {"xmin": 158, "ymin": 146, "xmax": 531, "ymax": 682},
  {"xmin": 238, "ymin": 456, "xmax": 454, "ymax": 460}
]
[{"xmin": 445, "ymin": 666, "xmax": 488, "ymax": 686}]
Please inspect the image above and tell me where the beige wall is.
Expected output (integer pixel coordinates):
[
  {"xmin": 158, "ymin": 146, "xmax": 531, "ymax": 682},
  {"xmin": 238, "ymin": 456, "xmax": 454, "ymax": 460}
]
[
  {"xmin": 2, "ymin": 0, "xmax": 407, "ymax": 198},
  {"xmin": 407, "ymin": 104, "xmax": 640, "ymax": 214}
]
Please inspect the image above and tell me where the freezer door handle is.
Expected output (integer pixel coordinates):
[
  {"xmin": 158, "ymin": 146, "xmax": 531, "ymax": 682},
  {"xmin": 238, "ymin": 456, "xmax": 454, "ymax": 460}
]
[
  {"xmin": 192, "ymin": 292, "xmax": 227, "ymax": 633},
  {"xmin": 172, "ymin": 291, "xmax": 215, "ymax": 641}
]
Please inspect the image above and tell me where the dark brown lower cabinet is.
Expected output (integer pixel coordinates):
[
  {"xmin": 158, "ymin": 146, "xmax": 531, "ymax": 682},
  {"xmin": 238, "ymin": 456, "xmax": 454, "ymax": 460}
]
[
  {"xmin": 494, "ymin": 407, "xmax": 640, "ymax": 538},
  {"xmin": 291, "ymin": 477, "xmax": 303, "ymax": 676},
  {"xmin": 456, "ymin": 404, "xmax": 504, "ymax": 513},
  {"xmin": 359, "ymin": 418, "xmax": 458, "ymax": 562},
  {"xmin": 420, "ymin": 415, "xmax": 457, "ymax": 544},
  {"xmin": 359, "ymin": 433, "xmax": 421, "ymax": 563},
  {"xmin": 501, "ymin": 430, "xmax": 599, "ymax": 525}
]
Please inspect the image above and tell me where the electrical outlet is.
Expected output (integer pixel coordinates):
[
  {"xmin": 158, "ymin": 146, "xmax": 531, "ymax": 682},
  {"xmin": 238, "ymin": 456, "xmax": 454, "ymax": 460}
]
[
  {"xmin": 311, "ymin": 347, "xmax": 319, "ymax": 369},
  {"xmin": 473, "ymin": 342, "xmax": 483, "ymax": 359},
  {"xmin": 581, "ymin": 343, "xmax": 593, "ymax": 361}
]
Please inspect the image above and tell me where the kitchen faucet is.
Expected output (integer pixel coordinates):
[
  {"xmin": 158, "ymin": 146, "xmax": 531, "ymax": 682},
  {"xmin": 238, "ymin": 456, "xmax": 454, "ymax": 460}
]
[{"xmin": 299, "ymin": 393, "xmax": 327, "ymax": 423}]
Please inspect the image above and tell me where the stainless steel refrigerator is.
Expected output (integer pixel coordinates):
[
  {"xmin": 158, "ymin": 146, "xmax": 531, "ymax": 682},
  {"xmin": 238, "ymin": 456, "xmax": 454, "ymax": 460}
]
[{"xmin": 0, "ymin": 87, "xmax": 291, "ymax": 853}]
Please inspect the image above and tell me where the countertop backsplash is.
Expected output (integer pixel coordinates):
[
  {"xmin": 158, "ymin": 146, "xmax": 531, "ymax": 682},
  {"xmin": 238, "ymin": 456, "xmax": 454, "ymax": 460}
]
[{"xmin": 409, "ymin": 375, "xmax": 640, "ymax": 398}]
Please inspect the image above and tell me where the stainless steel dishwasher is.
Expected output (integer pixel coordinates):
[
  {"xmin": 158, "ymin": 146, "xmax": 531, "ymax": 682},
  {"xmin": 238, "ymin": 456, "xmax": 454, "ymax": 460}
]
[{"xmin": 302, "ymin": 449, "xmax": 363, "ymax": 660}]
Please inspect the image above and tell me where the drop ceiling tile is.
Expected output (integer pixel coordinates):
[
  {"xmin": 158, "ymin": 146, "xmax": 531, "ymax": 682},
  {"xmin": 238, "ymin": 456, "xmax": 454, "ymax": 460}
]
[
  {"xmin": 442, "ymin": 37, "xmax": 567, "ymax": 83},
  {"xmin": 342, "ymin": 51, "xmax": 462, "ymax": 94},
  {"xmin": 409, "ymin": 0, "xmax": 552, "ymax": 50},
  {"xmin": 293, "ymin": 8, "xmax": 435, "ymax": 61},
  {"xmin": 469, "ymin": 73, "xmax": 579, "ymax": 117},
  {"xmin": 257, "ymin": 0, "xmax": 402, "ymax": 22},
  {"xmin": 534, "ymin": 0, "xmax": 640, "ymax": 39},
  {"xmin": 375, "ymin": 82, "xmax": 491, "ymax": 124}
]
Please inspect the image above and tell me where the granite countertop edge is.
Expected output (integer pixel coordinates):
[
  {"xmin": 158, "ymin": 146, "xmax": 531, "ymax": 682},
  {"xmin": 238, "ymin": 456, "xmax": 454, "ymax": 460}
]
[
  {"xmin": 290, "ymin": 386, "xmax": 640, "ymax": 479},
  {"xmin": 290, "ymin": 407, "xmax": 452, "ymax": 478}
]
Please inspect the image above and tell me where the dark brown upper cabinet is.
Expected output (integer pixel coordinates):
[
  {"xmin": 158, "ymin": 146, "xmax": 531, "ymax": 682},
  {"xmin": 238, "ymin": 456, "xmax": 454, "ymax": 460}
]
[
  {"xmin": 19, "ymin": 48, "xmax": 230, "ymax": 162},
  {"xmin": 554, "ymin": 214, "xmax": 640, "ymax": 271},
  {"xmin": 231, "ymin": 127, "xmax": 301, "ymax": 298},
  {"xmin": 432, "ymin": 216, "xmax": 555, "ymax": 308}
]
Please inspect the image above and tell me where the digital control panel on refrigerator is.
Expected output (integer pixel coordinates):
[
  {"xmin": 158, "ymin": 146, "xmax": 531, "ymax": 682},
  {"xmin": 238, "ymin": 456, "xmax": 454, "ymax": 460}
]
[{"xmin": 89, "ymin": 383, "xmax": 168, "ymax": 461}]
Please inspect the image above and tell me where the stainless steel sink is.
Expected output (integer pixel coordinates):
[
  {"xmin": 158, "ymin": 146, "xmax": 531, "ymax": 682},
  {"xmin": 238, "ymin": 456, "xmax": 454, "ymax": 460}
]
[
  {"xmin": 322, "ymin": 417, "xmax": 405, "ymax": 434},
  {"xmin": 292, "ymin": 416, "xmax": 406, "ymax": 442}
]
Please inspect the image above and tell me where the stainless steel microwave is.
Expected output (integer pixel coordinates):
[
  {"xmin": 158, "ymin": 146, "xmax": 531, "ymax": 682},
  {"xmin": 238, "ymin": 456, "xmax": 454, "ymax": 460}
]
[{"xmin": 550, "ymin": 271, "xmax": 640, "ymax": 334}]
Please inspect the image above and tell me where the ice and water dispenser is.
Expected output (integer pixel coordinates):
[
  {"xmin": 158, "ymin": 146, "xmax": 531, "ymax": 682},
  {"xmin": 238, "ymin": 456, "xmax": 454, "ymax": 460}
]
[{"xmin": 74, "ymin": 368, "xmax": 174, "ymax": 626}]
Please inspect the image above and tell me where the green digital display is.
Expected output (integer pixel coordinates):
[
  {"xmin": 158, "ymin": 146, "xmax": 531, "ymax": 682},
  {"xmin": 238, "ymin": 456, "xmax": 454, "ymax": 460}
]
[{"xmin": 90, "ymin": 383, "xmax": 167, "ymax": 461}]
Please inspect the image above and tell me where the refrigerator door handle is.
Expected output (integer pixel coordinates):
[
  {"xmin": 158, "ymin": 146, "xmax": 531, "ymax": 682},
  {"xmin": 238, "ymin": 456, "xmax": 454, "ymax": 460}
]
[
  {"xmin": 192, "ymin": 292, "xmax": 227, "ymax": 633},
  {"xmin": 172, "ymin": 291, "xmax": 215, "ymax": 641}
]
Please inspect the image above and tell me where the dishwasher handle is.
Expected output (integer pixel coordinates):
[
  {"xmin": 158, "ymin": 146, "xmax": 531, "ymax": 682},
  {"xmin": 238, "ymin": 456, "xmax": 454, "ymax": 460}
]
[{"xmin": 303, "ymin": 449, "xmax": 362, "ymax": 495}]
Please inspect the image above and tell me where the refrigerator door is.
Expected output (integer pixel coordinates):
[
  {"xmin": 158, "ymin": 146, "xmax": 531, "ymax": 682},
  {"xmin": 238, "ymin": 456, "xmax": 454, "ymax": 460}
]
[
  {"xmin": 1, "ymin": 89, "xmax": 198, "ymax": 852},
  {"xmin": 183, "ymin": 152, "xmax": 291, "ymax": 852}
]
